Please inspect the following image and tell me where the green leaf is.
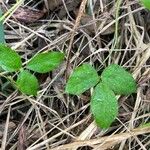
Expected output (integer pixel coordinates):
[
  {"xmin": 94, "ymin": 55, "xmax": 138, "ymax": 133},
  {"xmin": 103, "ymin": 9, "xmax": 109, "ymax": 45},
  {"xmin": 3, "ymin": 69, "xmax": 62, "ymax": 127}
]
[
  {"xmin": 140, "ymin": 0, "xmax": 150, "ymax": 10},
  {"xmin": 26, "ymin": 52, "xmax": 64, "ymax": 73},
  {"xmin": 91, "ymin": 82, "xmax": 118, "ymax": 128},
  {"xmin": 0, "ymin": 44, "xmax": 22, "ymax": 72},
  {"xmin": 0, "ymin": 9, "xmax": 5, "ymax": 43},
  {"xmin": 101, "ymin": 64, "xmax": 137, "ymax": 95},
  {"xmin": 65, "ymin": 64, "xmax": 99, "ymax": 95},
  {"xmin": 16, "ymin": 70, "xmax": 39, "ymax": 96}
]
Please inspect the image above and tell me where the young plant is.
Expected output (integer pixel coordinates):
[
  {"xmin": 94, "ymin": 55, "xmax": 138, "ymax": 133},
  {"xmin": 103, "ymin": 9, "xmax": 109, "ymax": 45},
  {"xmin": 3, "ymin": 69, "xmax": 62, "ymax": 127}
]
[
  {"xmin": 65, "ymin": 64, "xmax": 137, "ymax": 128},
  {"xmin": 0, "ymin": 44, "xmax": 64, "ymax": 96}
]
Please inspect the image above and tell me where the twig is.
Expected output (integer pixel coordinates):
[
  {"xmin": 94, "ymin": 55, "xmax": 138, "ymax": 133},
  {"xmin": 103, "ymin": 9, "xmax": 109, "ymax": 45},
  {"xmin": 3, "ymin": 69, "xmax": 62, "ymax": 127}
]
[
  {"xmin": 50, "ymin": 126, "xmax": 150, "ymax": 150},
  {"xmin": 65, "ymin": 0, "xmax": 88, "ymax": 80}
]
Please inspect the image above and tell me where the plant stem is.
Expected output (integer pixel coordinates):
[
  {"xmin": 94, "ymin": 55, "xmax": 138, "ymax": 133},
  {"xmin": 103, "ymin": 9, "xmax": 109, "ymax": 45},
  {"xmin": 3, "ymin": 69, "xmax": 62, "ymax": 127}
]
[{"xmin": 0, "ymin": 7, "xmax": 5, "ymax": 43}]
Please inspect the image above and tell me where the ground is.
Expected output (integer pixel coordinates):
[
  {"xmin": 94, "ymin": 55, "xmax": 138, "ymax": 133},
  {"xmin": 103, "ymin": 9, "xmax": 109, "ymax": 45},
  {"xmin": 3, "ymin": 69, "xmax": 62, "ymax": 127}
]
[{"xmin": 0, "ymin": 0, "xmax": 150, "ymax": 150}]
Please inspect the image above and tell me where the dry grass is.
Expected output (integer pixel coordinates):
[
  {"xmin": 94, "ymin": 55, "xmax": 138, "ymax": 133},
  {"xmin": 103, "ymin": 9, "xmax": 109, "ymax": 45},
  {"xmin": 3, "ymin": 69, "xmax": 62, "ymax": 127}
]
[{"xmin": 0, "ymin": 0, "xmax": 150, "ymax": 150}]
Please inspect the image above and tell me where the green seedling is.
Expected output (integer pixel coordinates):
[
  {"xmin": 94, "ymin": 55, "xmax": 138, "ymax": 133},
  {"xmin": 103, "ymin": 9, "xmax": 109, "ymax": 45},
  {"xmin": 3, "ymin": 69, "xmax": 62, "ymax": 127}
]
[
  {"xmin": 65, "ymin": 64, "xmax": 137, "ymax": 128},
  {"xmin": 0, "ymin": 44, "xmax": 64, "ymax": 96},
  {"xmin": 0, "ymin": 43, "xmax": 137, "ymax": 129}
]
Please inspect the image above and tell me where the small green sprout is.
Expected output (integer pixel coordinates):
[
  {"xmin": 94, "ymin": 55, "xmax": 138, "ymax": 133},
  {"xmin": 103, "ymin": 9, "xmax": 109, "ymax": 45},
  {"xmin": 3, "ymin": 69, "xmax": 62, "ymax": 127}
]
[{"xmin": 65, "ymin": 64, "xmax": 137, "ymax": 128}]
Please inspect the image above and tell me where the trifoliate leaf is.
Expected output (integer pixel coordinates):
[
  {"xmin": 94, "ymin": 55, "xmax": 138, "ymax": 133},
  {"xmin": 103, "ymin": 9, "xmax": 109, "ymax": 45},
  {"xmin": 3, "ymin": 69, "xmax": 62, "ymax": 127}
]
[
  {"xmin": 26, "ymin": 52, "xmax": 64, "ymax": 73},
  {"xmin": 0, "ymin": 44, "xmax": 22, "ymax": 72},
  {"xmin": 65, "ymin": 64, "xmax": 99, "ymax": 95},
  {"xmin": 91, "ymin": 82, "xmax": 118, "ymax": 128},
  {"xmin": 101, "ymin": 64, "xmax": 137, "ymax": 95},
  {"xmin": 16, "ymin": 70, "xmax": 39, "ymax": 96}
]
